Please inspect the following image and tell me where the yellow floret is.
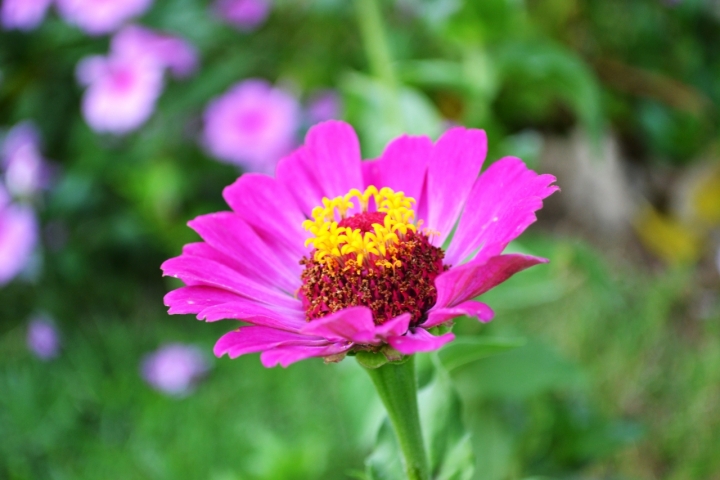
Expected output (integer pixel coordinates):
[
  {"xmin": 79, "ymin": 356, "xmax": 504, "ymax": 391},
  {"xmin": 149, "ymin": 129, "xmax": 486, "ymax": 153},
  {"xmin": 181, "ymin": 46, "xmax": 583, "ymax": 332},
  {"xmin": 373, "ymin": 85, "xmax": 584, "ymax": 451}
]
[{"xmin": 302, "ymin": 186, "xmax": 417, "ymax": 267}]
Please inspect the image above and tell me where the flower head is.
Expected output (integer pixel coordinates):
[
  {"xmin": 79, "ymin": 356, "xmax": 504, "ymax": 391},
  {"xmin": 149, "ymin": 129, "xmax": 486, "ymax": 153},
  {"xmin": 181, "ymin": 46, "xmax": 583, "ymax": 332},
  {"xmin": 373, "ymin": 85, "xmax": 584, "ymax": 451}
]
[
  {"xmin": 141, "ymin": 343, "xmax": 210, "ymax": 396},
  {"xmin": 0, "ymin": 191, "xmax": 38, "ymax": 286},
  {"xmin": 2, "ymin": 122, "xmax": 50, "ymax": 198},
  {"xmin": 76, "ymin": 25, "xmax": 196, "ymax": 134},
  {"xmin": 1, "ymin": 0, "xmax": 52, "ymax": 31},
  {"xmin": 162, "ymin": 121, "xmax": 558, "ymax": 367},
  {"xmin": 56, "ymin": 0, "xmax": 153, "ymax": 35},
  {"xmin": 202, "ymin": 79, "xmax": 300, "ymax": 174},
  {"xmin": 26, "ymin": 316, "xmax": 60, "ymax": 360},
  {"xmin": 111, "ymin": 24, "xmax": 198, "ymax": 78},
  {"xmin": 213, "ymin": 0, "xmax": 271, "ymax": 31}
]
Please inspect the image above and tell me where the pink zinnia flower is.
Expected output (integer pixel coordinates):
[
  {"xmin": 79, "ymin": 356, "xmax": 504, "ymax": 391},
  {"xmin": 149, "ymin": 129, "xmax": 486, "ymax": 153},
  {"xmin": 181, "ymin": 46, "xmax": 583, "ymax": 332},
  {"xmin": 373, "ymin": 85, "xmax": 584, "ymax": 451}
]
[
  {"xmin": 213, "ymin": 0, "xmax": 271, "ymax": 31},
  {"xmin": 162, "ymin": 121, "xmax": 558, "ymax": 367},
  {"xmin": 26, "ymin": 316, "xmax": 60, "ymax": 360},
  {"xmin": 1, "ymin": 0, "xmax": 52, "ymax": 31},
  {"xmin": 76, "ymin": 26, "xmax": 196, "ymax": 134},
  {"xmin": 203, "ymin": 79, "xmax": 300, "ymax": 174},
  {"xmin": 0, "ymin": 189, "xmax": 38, "ymax": 285},
  {"xmin": 141, "ymin": 343, "xmax": 210, "ymax": 396},
  {"xmin": 2, "ymin": 122, "xmax": 49, "ymax": 198},
  {"xmin": 56, "ymin": 0, "xmax": 153, "ymax": 36}
]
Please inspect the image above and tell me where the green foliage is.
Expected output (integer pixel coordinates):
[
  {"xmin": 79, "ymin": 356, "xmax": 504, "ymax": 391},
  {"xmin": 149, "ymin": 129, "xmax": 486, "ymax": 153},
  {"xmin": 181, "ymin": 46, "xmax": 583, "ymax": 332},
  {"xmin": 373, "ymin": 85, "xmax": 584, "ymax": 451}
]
[{"xmin": 2, "ymin": 0, "xmax": 720, "ymax": 479}]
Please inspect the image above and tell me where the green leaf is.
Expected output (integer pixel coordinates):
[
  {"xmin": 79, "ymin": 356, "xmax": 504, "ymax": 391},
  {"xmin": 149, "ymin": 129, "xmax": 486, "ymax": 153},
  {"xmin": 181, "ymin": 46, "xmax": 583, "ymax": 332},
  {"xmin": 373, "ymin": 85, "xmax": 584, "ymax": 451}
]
[
  {"xmin": 366, "ymin": 356, "xmax": 475, "ymax": 480},
  {"xmin": 341, "ymin": 72, "xmax": 443, "ymax": 157},
  {"xmin": 438, "ymin": 336, "xmax": 526, "ymax": 372}
]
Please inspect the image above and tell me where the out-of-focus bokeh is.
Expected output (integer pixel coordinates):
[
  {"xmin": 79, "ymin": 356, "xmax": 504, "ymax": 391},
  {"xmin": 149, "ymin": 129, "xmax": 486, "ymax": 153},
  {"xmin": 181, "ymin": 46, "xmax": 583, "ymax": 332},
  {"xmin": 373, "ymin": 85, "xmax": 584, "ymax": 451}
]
[{"xmin": 1, "ymin": 0, "xmax": 720, "ymax": 478}]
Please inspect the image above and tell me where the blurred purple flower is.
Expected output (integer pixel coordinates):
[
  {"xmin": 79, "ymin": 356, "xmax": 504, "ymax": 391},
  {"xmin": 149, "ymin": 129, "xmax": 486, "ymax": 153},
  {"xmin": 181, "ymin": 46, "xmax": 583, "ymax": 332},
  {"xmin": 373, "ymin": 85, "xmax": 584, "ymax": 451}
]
[
  {"xmin": 214, "ymin": 0, "xmax": 271, "ymax": 31},
  {"xmin": 76, "ymin": 26, "xmax": 196, "ymax": 134},
  {"xmin": 56, "ymin": 0, "xmax": 154, "ymax": 35},
  {"xmin": 307, "ymin": 90, "xmax": 341, "ymax": 123},
  {"xmin": 203, "ymin": 79, "xmax": 300, "ymax": 173},
  {"xmin": 0, "ymin": 195, "xmax": 38, "ymax": 285},
  {"xmin": 111, "ymin": 24, "xmax": 198, "ymax": 78},
  {"xmin": 1, "ymin": 0, "xmax": 52, "ymax": 31},
  {"xmin": 142, "ymin": 343, "xmax": 210, "ymax": 396},
  {"xmin": 27, "ymin": 316, "xmax": 60, "ymax": 360},
  {"xmin": 2, "ymin": 122, "xmax": 49, "ymax": 198}
]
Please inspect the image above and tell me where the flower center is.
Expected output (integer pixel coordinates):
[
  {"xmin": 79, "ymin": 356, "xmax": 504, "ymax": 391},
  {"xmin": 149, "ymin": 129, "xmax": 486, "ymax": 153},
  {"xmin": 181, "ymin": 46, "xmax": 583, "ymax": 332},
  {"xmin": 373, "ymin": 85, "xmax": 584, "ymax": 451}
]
[{"xmin": 300, "ymin": 187, "xmax": 446, "ymax": 326}]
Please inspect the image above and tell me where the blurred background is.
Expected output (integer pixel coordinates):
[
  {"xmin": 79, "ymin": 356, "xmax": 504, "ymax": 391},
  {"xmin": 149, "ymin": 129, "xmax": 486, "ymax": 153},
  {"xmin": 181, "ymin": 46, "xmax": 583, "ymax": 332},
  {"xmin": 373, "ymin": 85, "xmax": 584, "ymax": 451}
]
[{"xmin": 2, "ymin": 0, "xmax": 720, "ymax": 478}]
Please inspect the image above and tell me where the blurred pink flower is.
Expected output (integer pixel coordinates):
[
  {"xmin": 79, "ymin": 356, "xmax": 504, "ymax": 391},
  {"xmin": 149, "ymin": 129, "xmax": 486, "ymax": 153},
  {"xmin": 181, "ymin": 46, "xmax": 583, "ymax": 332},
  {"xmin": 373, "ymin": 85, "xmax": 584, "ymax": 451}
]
[
  {"xmin": 77, "ymin": 54, "xmax": 164, "ymax": 134},
  {"xmin": 56, "ymin": 0, "xmax": 153, "ymax": 35},
  {"xmin": 307, "ymin": 90, "xmax": 341, "ymax": 123},
  {"xmin": 142, "ymin": 343, "xmax": 210, "ymax": 396},
  {"xmin": 0, "ymin": 191, "xmax": 38, "ymax": 285},
  {"xmin": 1, "ymin": 0, "xmax": 52, "ymax": 31},
  {"xmin": 27, "ymin": 316, "xmax": 60, "ymax": 360},
  {"xmin": 214, "ymin": 0, "xmax": 271, "ymax": 31},
  {"xmin": 111, "ymin": 24, "xmax": 198, "ymax": 78},
  {"xmin": 76, "ymin": 26, "xmax": 197, "ymax": 134},
  {"xmin": 203, "ymin": 79, "xmax": 300, "ymax": 173},
  {"xmin": 2, "ymin": 122, "xmax": 49, "ymax": 198}
]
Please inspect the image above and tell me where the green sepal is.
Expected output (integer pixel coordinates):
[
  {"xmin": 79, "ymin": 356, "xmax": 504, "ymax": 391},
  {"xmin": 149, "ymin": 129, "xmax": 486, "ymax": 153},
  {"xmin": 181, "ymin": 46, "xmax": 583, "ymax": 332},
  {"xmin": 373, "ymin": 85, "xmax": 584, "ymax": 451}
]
[{"xmin": 356, "ymin": 350, "xmax": 389, "ymax": 369}]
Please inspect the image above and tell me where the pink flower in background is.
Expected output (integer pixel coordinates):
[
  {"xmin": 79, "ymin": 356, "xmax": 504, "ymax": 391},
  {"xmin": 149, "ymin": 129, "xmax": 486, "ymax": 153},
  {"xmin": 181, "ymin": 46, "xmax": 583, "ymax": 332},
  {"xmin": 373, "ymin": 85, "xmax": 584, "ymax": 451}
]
[
  {"xmin": 214, "ymin": 0, "xmax": 271, "ymax": 31},
  {"xmin": 76, "ymin": 26, "xmax": 197, "ymax": 134},
  {"xmin": 142, "ymin": 343, "xmax": 210, "ymax": 396},
  {"xmin": 111, "ymin": 25, "xmax": 198, "ymax": 78},
  {"xmin": 1, "ymin": 0, "xmax": 52, "ymax": 31},
  {"xmin": 203, "ymin": 79, "xmax": 300, "ymax": 173},
  {"xmin": 0, "ymin": 191, "xmax": 38, "ymax": 285},
  {"xmin": 77, "ymin": 54, "xmax": 164, "ymax": 134},
  {"xmin": 307, "ymin": 90, "xmax": 341, "ymax": 123},
  {"xmin": 163, "ymin": 121, "xmax": 558, "ymax": 367},
  {"xmin": 56, "ymin": 0, "xmax": 153, "ymax": 35},
  {"xmin": 27, "ymin": 316, "xmax": 60, "ymax": 360},
  {"xmin": 2, "ymin": 122, "xmax": 49, "ymax": 198}
]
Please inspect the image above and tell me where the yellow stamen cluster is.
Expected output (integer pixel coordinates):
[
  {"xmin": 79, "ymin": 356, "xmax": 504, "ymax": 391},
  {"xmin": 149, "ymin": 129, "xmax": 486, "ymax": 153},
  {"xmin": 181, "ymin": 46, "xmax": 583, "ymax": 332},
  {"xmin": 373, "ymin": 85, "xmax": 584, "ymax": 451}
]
[{"xmin": 302, "ymin": 186, "xmax": 417, "ymax": 267}]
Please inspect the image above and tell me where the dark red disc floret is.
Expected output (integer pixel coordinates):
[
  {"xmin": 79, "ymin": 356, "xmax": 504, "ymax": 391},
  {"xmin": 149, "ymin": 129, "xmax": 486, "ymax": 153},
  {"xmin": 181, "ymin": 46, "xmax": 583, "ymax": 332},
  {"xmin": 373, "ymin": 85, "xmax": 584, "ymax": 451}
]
[
  {"xmin": 299, "ymin": 230, "xmax": 448, "ymax": 326},
  {"xmin": 337, "ymin": 211, "xmax": 387, "ymax": 234}
]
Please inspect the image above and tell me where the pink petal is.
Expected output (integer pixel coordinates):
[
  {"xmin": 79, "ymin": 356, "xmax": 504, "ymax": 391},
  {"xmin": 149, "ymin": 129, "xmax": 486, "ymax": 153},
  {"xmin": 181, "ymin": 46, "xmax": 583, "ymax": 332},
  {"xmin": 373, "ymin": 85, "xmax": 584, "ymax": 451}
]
[
  {"xmin": 374, "ymin": 313, "xmax": 412, "ymax": 340},
  {"xmin": 188, "ymin": 211, "xmax": 300, "ymax": 294},
  {"xmin": 222, "ymin": 174, "xmax": 308, "ymax": 263},
  {"xmin": 161, "ymin": 255, "xmax": 298, "ymax": 309},
  {"xmin": 164, "ymin": 285, "xmax": 247, "ymax": 315},
  {"xmin": 199, "ymin": 302, "xmax": 304, "ymax": 330},
  {"xmin": 445, "ymin": 157, "xmax": 558, "ymax": 265},
  {"xmin": 426, "ymin": 128, "xmax": 487, "ymax": 246},
  {"xmin": 303, "ymin": 121, "xmax": 364, "ymax": 199},
  {"xmin": 214, "ymin": 326, "xmax": 329, "ymax": 359},
  {"xmin": 260, "ymin": 343, "xmax": 352, "ymax": 368},
  {"xmin": 75, "ymin": 55, "xmax": 108, "ymax": 86},
  {"xmin": 276, "ymin": 146, "xmax": 325, "ymax": 217},
  {"xmin": 300, "ymin": 307, "xmax": 378, "ymax": 343},
  {"xmin": 423, "ymin": 301, "xmax": 494, "ymax": 329},
  {"xmin": 434, "ymin": 253, "xmax": 548, "ymax": 309},
  {"xmin": 388, "ymin": 328, "xmax": 455, "ymax": 355},
  {"xmin": 164, "ymin": 285, "xmax": 304, "ymax": 331},
  {"xmin": 362, "ymin": 135, "xmax": 432, "ymax": 209}
]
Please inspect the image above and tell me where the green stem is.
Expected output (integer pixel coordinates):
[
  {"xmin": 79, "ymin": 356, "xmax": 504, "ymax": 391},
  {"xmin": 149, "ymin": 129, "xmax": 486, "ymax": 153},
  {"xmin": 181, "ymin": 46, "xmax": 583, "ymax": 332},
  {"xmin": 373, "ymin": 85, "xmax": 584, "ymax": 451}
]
[
  {"xmin": 362, "ymin": 357, "xmax": 430, "ymax": 480},
  {"xmin": 355, "ymin": 0, "xmax": 404, "ymax": 131},
  {"xmin": 355, "ymin": 0, "xmax": 398, "ymax": 88}
]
